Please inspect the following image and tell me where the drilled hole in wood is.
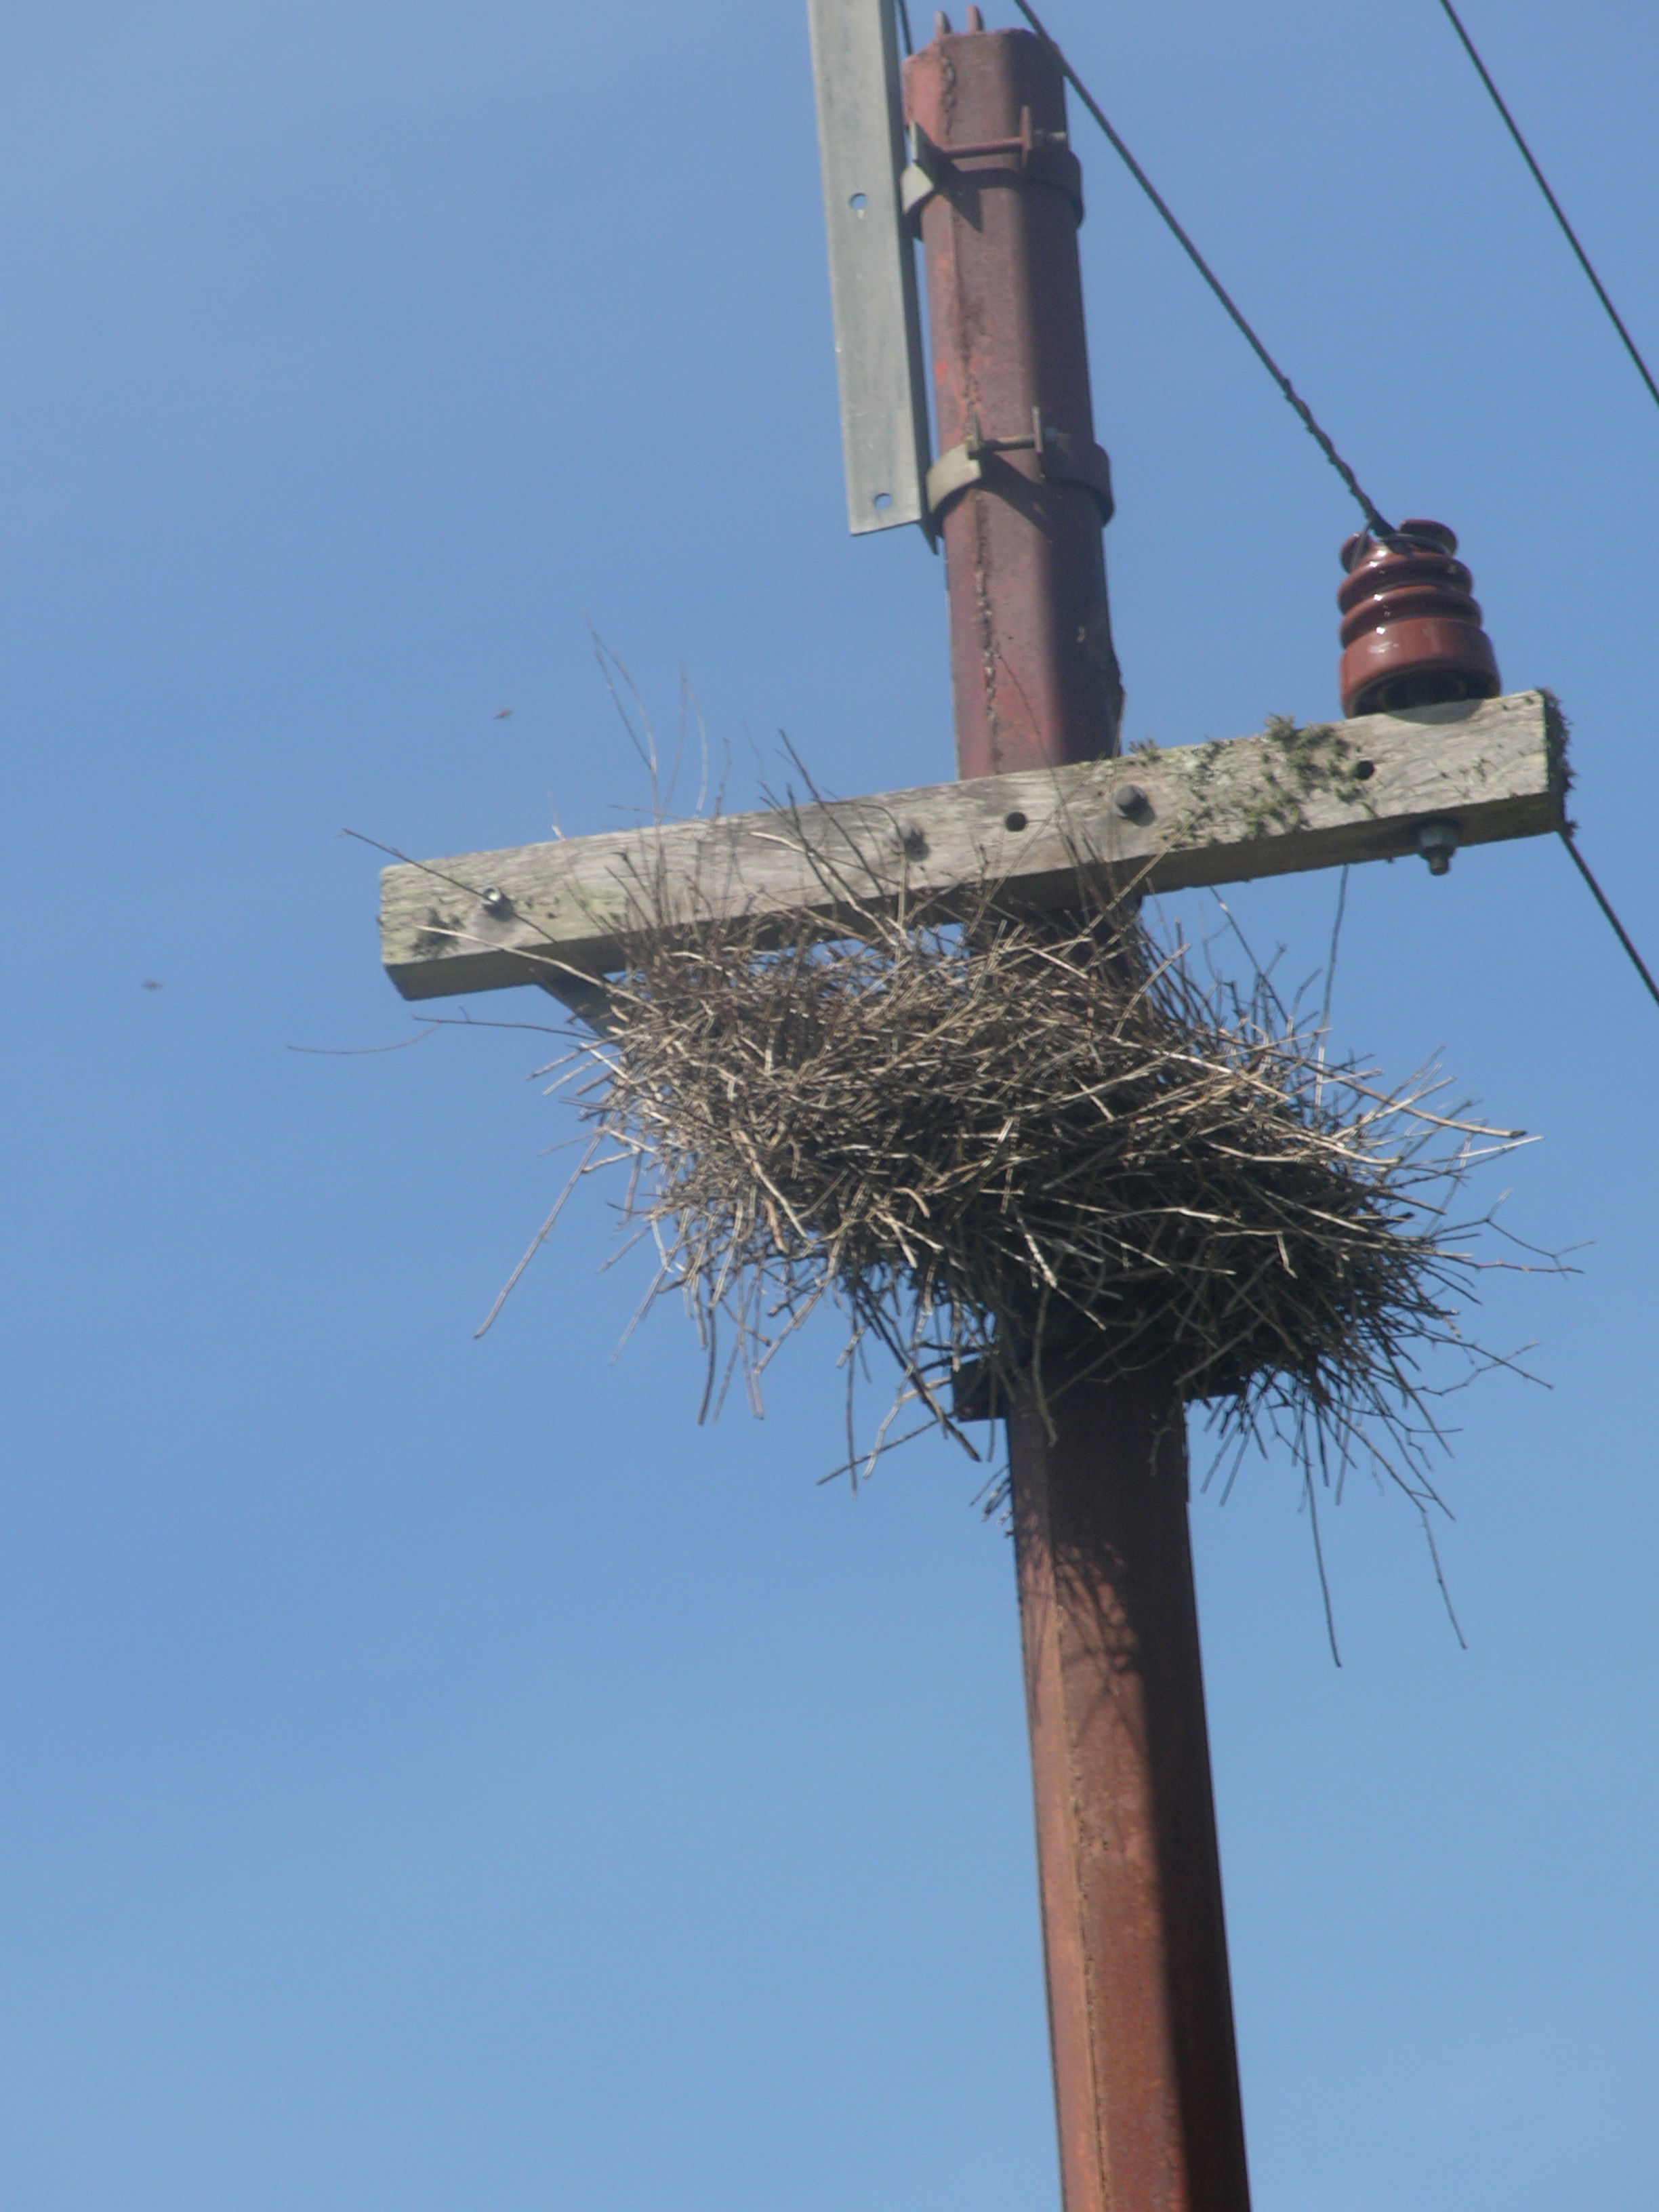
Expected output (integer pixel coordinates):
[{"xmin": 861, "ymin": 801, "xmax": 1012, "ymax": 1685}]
[
  {"xmin": 1004, "ymin": 811, "xmax": 1027, "ymax": 832},
  {"xmin": 1355, "ymin": 759, "xmax": 1376, "ymax": 779}
]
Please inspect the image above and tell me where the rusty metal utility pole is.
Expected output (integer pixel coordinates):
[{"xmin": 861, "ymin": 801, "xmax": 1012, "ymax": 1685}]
[
  {"xmin": 905, "ymin": 21, "xmax": 1252, "ymax": 2209},
  {"xmin": 375, "ymin": 12, "xmax": 1559, "ymax": 2198},
  {"xmin": 383, "ymin": 18, "xmax": 1559, "ymax": 2188},
  {"xmin": 905, "ymin": 18, "xmax": 1122, "ymax": 774}
]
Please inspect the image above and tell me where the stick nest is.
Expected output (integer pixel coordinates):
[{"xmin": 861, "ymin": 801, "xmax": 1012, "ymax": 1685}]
[{"xmin": 540, "ymin": 867, "xmax": 1534, "ymax": 1501}]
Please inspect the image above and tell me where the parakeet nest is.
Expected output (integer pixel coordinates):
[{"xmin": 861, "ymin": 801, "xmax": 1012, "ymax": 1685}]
[{"xmin": 522, "ymin": 857, "xmax": 1534, "ymax": 1505}]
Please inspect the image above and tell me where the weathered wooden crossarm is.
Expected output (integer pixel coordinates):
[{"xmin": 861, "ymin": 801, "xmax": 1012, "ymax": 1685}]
[{"xmin": 380, "ymin": 690, "xmax": 1565, "ymax": 1001}]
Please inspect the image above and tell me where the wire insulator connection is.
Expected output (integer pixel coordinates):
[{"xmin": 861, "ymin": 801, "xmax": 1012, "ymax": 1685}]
[{"xmin": 1009, "ymin": 0, "xmax": 1394, "ymax": 537}]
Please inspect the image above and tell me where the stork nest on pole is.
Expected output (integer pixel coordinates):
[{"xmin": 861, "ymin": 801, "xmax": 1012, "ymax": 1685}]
[{"xmin": 526, "ymin": 858, "xmax": 1536, "ymax": 1507}]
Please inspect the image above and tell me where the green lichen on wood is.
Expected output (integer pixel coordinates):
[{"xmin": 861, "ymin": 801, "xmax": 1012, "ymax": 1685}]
[
  {"xmin": 1172, "ymin": 714, "xmax": 1381, "ymax": 848},
  {"xmin": 1540, "ymin": 689, "xmax": 1574, "ymax": 799}
]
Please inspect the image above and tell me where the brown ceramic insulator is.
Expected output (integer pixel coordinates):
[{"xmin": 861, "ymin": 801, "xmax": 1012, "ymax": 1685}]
[{"xmin": 1336, "ymin": 518, "xmax": 1502, "ymax": 718}]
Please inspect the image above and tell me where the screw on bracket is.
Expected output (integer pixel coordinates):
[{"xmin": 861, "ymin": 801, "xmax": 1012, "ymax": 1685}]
[{"xmin": 1337, "ymin": 519, "xmax": 1500, "ymax": 718}]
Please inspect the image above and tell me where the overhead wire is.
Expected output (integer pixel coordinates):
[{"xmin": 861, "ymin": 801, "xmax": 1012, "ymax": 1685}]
[
  {"xmin": 1557, "ymin": 827, "xmax": 1659, "ymax": 1014},
  {"xmin": 1427, "ymin": 3, "xmax": 1659, "ymax": 1004},
  {"xmin": 1008, "ymin": 0, "xmax": 1395, "ymax": 539},
  {"xmin": 1433, "ymin": 0, "xmax": 1659, "ymax": 422},
  {"xmin": 1006, "ymin": 0, "xmax": 1659, "ymax": 1023}
]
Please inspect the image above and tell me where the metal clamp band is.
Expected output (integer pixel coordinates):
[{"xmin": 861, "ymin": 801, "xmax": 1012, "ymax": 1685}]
[
  {"xmin": 901, "ymin": 117, "xmax": 1082, "ymax": 233},
  {"xmin": 925, "ymin": 408, "xmax": 1115, "ymax": 525}
]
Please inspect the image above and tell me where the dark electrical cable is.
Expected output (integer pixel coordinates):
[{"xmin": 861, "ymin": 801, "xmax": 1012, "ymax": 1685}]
[
  {"xmin": 1435, "ymin": 0, "xmax": 1659, "ymax": 422},
  {"xmin": 988, "ymin": 5, "xmax": 1659, "ymax": 1023},
  {"xmin": 1557, "ymin": 827, "xmax": 1659, "ymax": 1013},
  {"xmin": 981, "ymin": 4, "xmax": 1659, "ymax": 1018},
  {"xmin": 895, "ymin": 0, "xmax": 914, "ymax": 60},
  {"xmin": 1009, "ymin": 0, "xmax": 1394, "ymax": 539},
  {"xmin": 1429, "ymin": 8, "xmax": 1659, "ymax": 1006}
]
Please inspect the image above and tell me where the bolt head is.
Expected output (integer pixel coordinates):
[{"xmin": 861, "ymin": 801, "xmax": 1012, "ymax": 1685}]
[
  {"xmin": 479, "ymin": 884, "xmax": 512, "ymax": 915},
  {"xmin": 1113, "ymin": 782, "xmax": 1149, "ymax": 819}
]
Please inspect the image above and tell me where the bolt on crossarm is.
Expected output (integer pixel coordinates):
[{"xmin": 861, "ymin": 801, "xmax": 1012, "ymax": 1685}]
[{"xmin": 903, "ymin": 18, "xmax": 1252, "ymax": 2209}]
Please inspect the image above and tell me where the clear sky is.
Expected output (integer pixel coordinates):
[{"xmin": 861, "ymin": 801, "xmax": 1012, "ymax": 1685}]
[{"xmin": 3, "ymin": 3, "xmax": 1656, "ymax": 2207}]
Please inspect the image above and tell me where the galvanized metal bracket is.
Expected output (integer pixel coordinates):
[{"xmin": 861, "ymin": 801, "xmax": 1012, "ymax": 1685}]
[
  {"xmin": 808, "ymin": 0, "xmax": 934, "ymax": 541},
  {"xmin": 925, "ymin": 407, "xmax": 1115, "ymax": 525},
  {"xmin": 899, "ymin": 145, "xmax": 937, "ymax": 231}
]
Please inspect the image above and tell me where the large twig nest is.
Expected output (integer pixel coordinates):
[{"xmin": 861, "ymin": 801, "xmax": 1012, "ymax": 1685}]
[{"xmin": 534, "ymin": 858, "xmax": 1536, "ymax": 1504}]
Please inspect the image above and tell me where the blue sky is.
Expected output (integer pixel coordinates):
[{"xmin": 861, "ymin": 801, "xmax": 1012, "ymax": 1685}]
[{"xmin": 3, "ymin": 3, "xmax": 1656, "ymax": 2206}]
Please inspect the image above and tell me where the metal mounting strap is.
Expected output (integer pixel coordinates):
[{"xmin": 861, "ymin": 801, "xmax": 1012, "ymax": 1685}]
[
  {"xmin": 900, "ymin": 156, "xmax": 937, "ymax": 229},
  {"xmin": 901, "ymin": 117, "xmax": 1080, "ymax": 232},
  {"xmin": 925, "ymin": 408, "xmax": 1115, "ymax": 525}
]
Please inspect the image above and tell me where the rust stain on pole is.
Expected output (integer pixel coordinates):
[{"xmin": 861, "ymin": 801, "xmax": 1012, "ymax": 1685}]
[
  {"xmin": 905, "ymin": 21, "xmax": 1122, "ymax": 777},
  {"xmin": 1011, "ymin": 1361, "xmax": 1251, "ymax": 2212},
  {"xmin": 904, "ymin": 22, "xmax": 1252, "ymax": 2209}
]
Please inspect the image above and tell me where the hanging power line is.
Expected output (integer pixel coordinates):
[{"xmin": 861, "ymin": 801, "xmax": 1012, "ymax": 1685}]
[
  {"xmin": 997, "ymin": 5, "xmax": 1659, "ymax": 1024},
  {"xmin": 1009, "ymin": 0, "xmax": 1395, "ymax": 539},
  {"xmin": 1558, "ymin": 827, "xmax": 1659, "ymax": 1013},
  {"xmin": 1429, "ymin": 3, "xmax": 1659, "ymax": 1008},
  {"xmin": 1434, "ymin": 0, "xmax": 1659, "ymax": 422}
]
